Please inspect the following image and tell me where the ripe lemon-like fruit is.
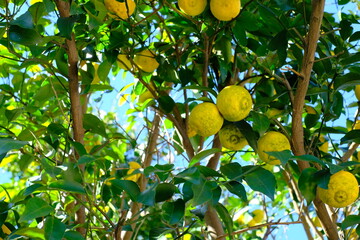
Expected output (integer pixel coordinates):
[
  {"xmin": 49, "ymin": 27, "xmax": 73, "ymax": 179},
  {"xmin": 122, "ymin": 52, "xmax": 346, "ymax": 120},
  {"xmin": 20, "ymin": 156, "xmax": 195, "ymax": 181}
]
[
  {"xmin": 354, "ymin": 120, "xmax": 360, "ymax": 130},
  {"xmin": 219, "ymin": 124, "xmax": 247, "ymax": 150},
  {"xmin": 117, "ymin": 54, "xmax": 132, "ymax": 70},
  {"xmin": 317, "ymin": 170, "xmax": 359, "ymax": 208},
  {"xmin": 355, "ymin": 85, "xmax": 360, "ymax": 101},
  {"xmin": 252, "ymin": 209, "xmax": 265, "ymax": 223},
  {"xmin": 138, "ymin": 90, "xmax": 155, "ymax": 103},
  {"xmin": 236, "ymin": 214, "xmax": 245, "ymax": 225},
  {"xmin": 188, "ymin": 102, "xmax": 224, "ymax": 137},
  {"xmin": 124, "ymin": 161, "xmax": 142, "ymax": 182},
  {"xmin": 305, "ymin": 105, "xmax": 317, "ymax": 114},
  {"xmin": 257, "ymin": 131, "xmax": 291, "ymax": 165},
  {"xmin": 104, "ymin": 0, "xmax": 136, "ymax": 20},
  {"xmin": 210, "ymin": 0, "xmax": 241, "ymax": 21},
  {"xmin": 134, "ymin": 49, "xmax": 159, "ymax": 72},
  {"xmin": 265, "ymin": 108, "xmax": 283, "ymax": 119},
  {"xmin": 178, "ymin": 0, "xmax": 207, "ymax": 16},
  {"xmin": 216, "ymin": 85, "xmax": 252, "ymax": 122},
  {"xmin": 247, "ymin": 219, "xmax": 257, "ymax": 227},
  {"xmin": 318, "ymin": 135, "xmax": 329, "ymax": 153}
]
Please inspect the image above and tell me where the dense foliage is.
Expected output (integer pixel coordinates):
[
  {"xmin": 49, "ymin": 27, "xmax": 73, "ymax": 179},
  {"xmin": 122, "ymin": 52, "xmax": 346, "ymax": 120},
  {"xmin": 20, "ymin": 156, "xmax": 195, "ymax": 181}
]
[{"xmin": 0, "ymin": 0, "xmax": 360, "ymax": 239}]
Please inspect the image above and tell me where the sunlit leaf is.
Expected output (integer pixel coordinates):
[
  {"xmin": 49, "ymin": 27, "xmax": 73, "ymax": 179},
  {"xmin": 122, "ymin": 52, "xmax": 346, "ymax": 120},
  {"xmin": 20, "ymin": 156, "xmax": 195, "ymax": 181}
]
[{"xmin": 19, "ymin": 197, "xmax": 54, "ymax": 222}]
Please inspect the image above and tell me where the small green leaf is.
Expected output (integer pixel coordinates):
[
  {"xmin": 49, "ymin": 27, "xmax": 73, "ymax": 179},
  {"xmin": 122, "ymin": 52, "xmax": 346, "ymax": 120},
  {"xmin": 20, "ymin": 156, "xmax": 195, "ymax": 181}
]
[
  {"xmin": 341, "ymin": 130, "xmax": 360, "ymax": 144},
  {"xmin": 236, "ymin": 121, "xmax": 258, "ymax": 152},
  {"xmin": 49, "ymin": 180, "xmax": 85, "ymax": 194},
  {"xmin": 83, "ymin": 113, "xmax": 108, "ymax": 137},
  {"xmin": 220, "ymin": 162, "xmax": 242, "ymax": 180},
  {"xmin": 47, "ymin": 123, "xmax": 67, "ymax": 136},
  {"xmin": 224, "ymin": 181, "xmax": 247, "ymax": 202},
  {"xmin": 19, "ymin": 197, "xmax": 54, "ymax": 222},
  {"xmin": 196, "ymin": 165, "xmax": 223, "ymax": 178},
  {"xmin": 77, "ymin": 155, "xmax": 97, "ymax": 165},
  {"xmin": 334, "ymin": 72, "xmax": 360, "ymax": 91},
  {"xmin": 214, "ymin": 203, "xmax": 233, "ymax": 238},
  {"xmin": 244, "ymin": 166, "xmax": 276, "ymax": 200},
  {"xmin": 251, "ymin": 112, "xmax": 270, "ymax": 136},
  {"xmin": 298, "ymin": 167, "xmax": 318, "ymax": 203},
  {"xmin": 155, "ymin": 183, "xmax": 177, "ymax": 202},
  {"xmin": 11, "ymin": 11, "xmax": 34, "ymax": 29},
  {"xmin": 162, "ymin": 199, "xmax": 185, "ymax": 225},
  {"xmin": 190, "ymin": 148, "xmax": 221, "ymax": 167},
  {"xmin": 9, "ymin": 25, "xmax": 42, "ymax": 45},
  {"xmin": 158, "ymin": 95, "xmax": 176, "ymax": 113},
  {"xmin": 175, "ymin": 167, "xmax": 201, "ymax": 184},
  {"xmin": 137, "ymin": 183, "xmax": 157, "ymax": 206},
  {"xmin": 110, "ymin": 179, "xmax": 140, "ymax": 202},
  {"xmin": 266, "ymin": 150, "xmax": 293, "ymax": 165},
  {"xmin": 341, "ymin": 215, "xmax": 360, "ymax": 229},
  {"xmin": 11, "ymin": 227, "xmax": 45, "ymax": 240},
  {"xmin": 63, "ymin": 230, "xmax": 85, "ymax": 240},
  {"xmin": 57, "ymin": 15, "xmax": 79, "ymax": 40},
  {"xmin": 44, "ymin": 216, "xmax": 66, "ymax": 240},
  {"xmin": 291, "ymin": 154, "xmax": 326, "ymax": 167},
  {"xmin": 191, "ymin": 179, "xmax": 213, "ymax": 206},
  {"xmin": 0, "ymin": 138, "xmax": 28, "ymax": 155}
]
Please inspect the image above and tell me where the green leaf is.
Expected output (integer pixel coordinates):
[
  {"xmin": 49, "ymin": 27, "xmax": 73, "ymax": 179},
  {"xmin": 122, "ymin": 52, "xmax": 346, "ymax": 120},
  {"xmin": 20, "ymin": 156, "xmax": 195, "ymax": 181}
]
[
  {"xmin": 57, "ymin": 15, "xmax": 79, "ymax": 40},
  {"xmin": 175, "ymin": 167, "xmax": 201, "ymax": 184},
  {"xmin": 244, "ymin": 166, "xmax": 276, "ymax": 200},
  {"xmin": 0, "ymin": 138, "xmax": 28, "ymax": 155},
  {"xmin": 63, "ymin": 231, "xmax": 85, "ymax": 240},
  {"xmin": 83, "ymin": 113, "xmax": 108, "ymax": 137},
  {"xmin": 291, "ymin": 154, "xmax": 326, "ymax": 167},
  {"xmin": 341, "ymin": 215, "xmax": 360, "ymax": 229},
  {"xmin": 97, "ymin": 60, "xmax": 112, "ymax": 82},
  {"xmin": 155, "ymin": 183, "xmax": 177, "ymax": 202},
  {"xmin": 251, "ymin": 112, "xmax": 270, "ymax": 136},
  {"xmin": 266, "ymin": 150, "xmax": 293, "ymax": 165},
  {"xmin": 235, "ymin": 121, "xmax": 258, "ymax": 152},
  {"xmin": 339, "ymin": 19, "xmax": 353, "ymax": 40},
  {"xmin": 137, "ymin": 183, "xmax": 157, "ymax": 206},
  {"xmin": 341, "ymin": 130, "xmax": 360, "ymax": 144},
  {"xmin": 47, "ymin": 123, "xmax": 67, "ymax": 136},
  {"xmin": 190, "ymin": 148, "xmax": 221, "ymax": 167},
  {"xmin": 196, "ymin": 165, "xmax": 223, "ymax": 178},
  {"xmin": 77, "ymin": 155, "xmax": 97, "ymax": 165},
  {"xmin": 158, "ymin": 95, "xmax": 176, "ymax": 113},
  {"xmin": 49, "ymin": 180, "xmax": 85, "ymax": 194},
  {"xmin": 162, "ymin": 199, "xmax": 185, "ymax": 225},
  {"xmin": 233, "ymin": 21, "xmax": 247, "ymax": 46},
  {"xmin": 214, "ymin": 203, "xmax": 233, "ymax": 238},
  {"xmin": 19, "ymin": 197, "xmax": 54, "ymax": 222},
  {"xmin": 191, "ymin": 179, "xmax": 213, "ymax": 206},
  {"xmin": 110, "ymin": 179, "xmax": 140, "ymax": 202},
  {"xmin": 298, "ymin": 167, "xmax": 318, "ymax": 203},
  {"xmin": 40, "ymin": 158, "xmax": 62, "ymax": 177},
  {"xmin": 11, "ymin": 11, "xmax": 34, "ymax": 29},
  {"xmin": 224, "ymin": 181, "xmax": 247, "ymax": 202},
  {"xmin": 334, "ymin": 72, "xmax": 360, "ymax": 91},
  {"xmin": 220, "ymin": 162, "xmax": 242, "ymax": 180},
  {"xmin": 9, "ymin": 25, "xmax": 42, "ymax": 45},
  {"xmin": 11, "ymin": 227, "xmax": 45, "ymax": 240},
  {"xmin": 44, "ymin": 216, "xmax": 66, "ymax": 240}
]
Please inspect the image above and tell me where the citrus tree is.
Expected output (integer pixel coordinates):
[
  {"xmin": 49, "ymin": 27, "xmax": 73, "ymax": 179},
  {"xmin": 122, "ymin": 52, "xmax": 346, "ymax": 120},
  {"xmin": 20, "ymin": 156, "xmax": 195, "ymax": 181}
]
[{"xmin": 0, "ymin": 0, "xmax": 360, "ymax": 239}]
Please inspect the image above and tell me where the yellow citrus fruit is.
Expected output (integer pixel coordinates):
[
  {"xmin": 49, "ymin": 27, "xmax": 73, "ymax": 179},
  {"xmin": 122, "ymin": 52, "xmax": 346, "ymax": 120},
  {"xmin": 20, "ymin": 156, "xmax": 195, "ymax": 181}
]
[
  {"xmin": 219, "ymin": 124, "xmax": 247, "ymax": 150},
  {"xmin": 257, "ymin": 131, "xmax": 291, "ymax": 165},
  {"xmin": 355, "ymin": 85, "xmax": 360, "ymax": 101},
  {"xmin": 188, "ymin": 102, "xmax": 224, "ymax": 137},
  {"xmin": 178, "ymin": 0, "xmax": 207, "ymax": 16},
  {"xmin": 317, "ymin": 171, "xmax": 359, "ymax": 208},
  {"xmin": 354, "ymin": 120, "xmax": 360, "ymax": 130},
  {"xmin": 265, "ymin": 108, "xmax": 283, "ymax": 119},
  {"xmin": 134, "ymin": 49, "xmax": 159, "ymax": 72},
  {"xmin": 92, "ymin": 63, "xmax": 101, "ymax": 84},
  {"xmin": 1, "ymin": 224, "xmax": 11, "ymax": 234},
  {"xmin": 236, "ymin": 214, "xmax": 245, "ymax": 225},
  {"xmin": 117, "ymin": 54, "xmax": 132, "ymax": 70},
  {"xmin": 247, "ymin": 219, "xmax": 257, "ymax": 227},
  {"xmin": 348, "ymin": 228, "xmax": 358, "ymax": 240},
  {"xmin": 318, "ymin": 135, "xmax": 329, "ymax": 153},
  {"xmin": 138, "ymin": 90, "xmax": 155, "ymax": 103},
  {"xmin": 210, "ymin": 0, "xmax": 241, "ymax": 21},
  {"xmin": 252, "ymin": 209, "xmax": 265, "ymax": 223},
  {"xmin": 124, "ymin": 161, "xmax": 142, "ymax": 182},
  {"xmin": 182, "ymin": 233, "xmax": 192, "ymax": 240},
  {"xmin": 104, "ymin": 0, "xmax": 136, "ymax": 20},
  {"xmin": 216, "ymin": 85, "xmax": 252, "ymax": 122}
]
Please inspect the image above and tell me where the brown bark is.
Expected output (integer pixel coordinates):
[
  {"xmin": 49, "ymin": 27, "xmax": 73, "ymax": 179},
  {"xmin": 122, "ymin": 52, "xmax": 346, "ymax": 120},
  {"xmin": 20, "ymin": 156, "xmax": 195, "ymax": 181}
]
[
  {"xmin": 55, "ymin": 0, "xmax": 86, "ymax": 235},
  {"xmin": 291, "ymin": 0, "xmax": 338, "ymax": 239}
]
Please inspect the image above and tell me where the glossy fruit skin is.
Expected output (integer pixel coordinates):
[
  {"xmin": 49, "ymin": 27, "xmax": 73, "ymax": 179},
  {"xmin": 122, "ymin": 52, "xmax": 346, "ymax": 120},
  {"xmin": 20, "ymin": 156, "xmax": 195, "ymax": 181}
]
[
  {"xmin": 134, "ymin": 50, "xmax": 159, "ymax": 72},
  {"xmin": 178, "ymin": 0, "xmax": 207, "ymax": 16},
  {"xmin": 355, "ymin": 85, "xmax": 360, "ymax": 101},
  {"xmin": 104, "ymin": 0, "xmax": 136, "ymax": 20},
  {"xmin": 210, "ymin": 0, "xmax": 241, "ymax": 21},
  {"xmin": 188, "ymin": 102, "xmax": 224, "ymax": 137},
  {"xmin": 216, "ymin": 85, "xmax": 252, "ymax": 122},
  {"xmin": 257, "ymin": 131, "xmax": 291, "ymax": 165},
  {"xmin": 317, "ymin": 171, "xmax": 359, "ymax": 208},
  {"xmin": 117, "ymin": 54, "xmax": 132, "ymax": 70},
  {"xmin": 219, "ymin": 124, "xmax": 247, "ymax": 150}
]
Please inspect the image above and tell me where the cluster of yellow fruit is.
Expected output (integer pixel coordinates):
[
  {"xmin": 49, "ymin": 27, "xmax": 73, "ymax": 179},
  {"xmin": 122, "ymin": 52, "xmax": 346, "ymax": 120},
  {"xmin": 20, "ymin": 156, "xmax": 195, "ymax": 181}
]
[
  {"xmin": 187, "ymin": 85, "xmax": 252, "ymax": 142},
  {"xmin": 104, "ymin": 0, "xmax": 136, "ymax": 20},
  {"xmin": 179, "ymin": 0, "xmax": 241, "ymax": 21}
]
